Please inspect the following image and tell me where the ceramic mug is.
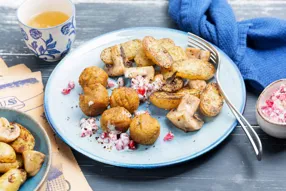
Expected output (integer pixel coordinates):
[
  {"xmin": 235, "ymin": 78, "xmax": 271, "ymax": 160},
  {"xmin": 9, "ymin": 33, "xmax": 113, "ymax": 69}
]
[{"xmin": 17, "ymin": 0, "xmax": 76, "ymax": 62}]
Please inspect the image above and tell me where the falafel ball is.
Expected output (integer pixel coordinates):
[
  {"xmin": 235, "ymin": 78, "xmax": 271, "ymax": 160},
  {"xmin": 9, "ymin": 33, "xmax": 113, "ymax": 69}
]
[
  {"xmin": 100, "ymin": 107, "xmax": 132, "ymax": 132},
  {"xmin": 79, "ymin": 83, "xmax": 109, "ymax": 116},
  {"xmin": 79, "ymin": 66, "xmax": 108, "ymax": 88},
  {"xmin": 110, "ymin": 87, "xmax": 140, "ymax": 113},
  {"xmin": 130, "ymin": 113, "xmax": 160, "ymax": 145}
]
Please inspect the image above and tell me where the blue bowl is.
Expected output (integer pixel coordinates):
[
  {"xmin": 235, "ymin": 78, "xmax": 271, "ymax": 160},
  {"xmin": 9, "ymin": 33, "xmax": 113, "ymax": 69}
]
[{"xmin": 0, "ymin": 108, "xmax": 52, "ymax": 191}]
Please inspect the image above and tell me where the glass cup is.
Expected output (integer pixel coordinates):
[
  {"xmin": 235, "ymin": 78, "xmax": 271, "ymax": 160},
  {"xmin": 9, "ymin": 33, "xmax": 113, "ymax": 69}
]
[{"xmin": 17, "ymin": 0, "xmax": 76, "ymax": 62}]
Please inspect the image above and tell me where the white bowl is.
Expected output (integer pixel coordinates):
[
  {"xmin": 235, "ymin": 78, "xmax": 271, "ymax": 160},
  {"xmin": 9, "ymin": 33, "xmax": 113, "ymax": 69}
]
[{"xmin": 256, "ymin": 79, "xmax": 286, "ymax": 139}]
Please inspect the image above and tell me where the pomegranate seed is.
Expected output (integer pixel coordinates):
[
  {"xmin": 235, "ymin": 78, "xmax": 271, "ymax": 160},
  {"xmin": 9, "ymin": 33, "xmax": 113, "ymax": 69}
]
[
  {"xmin": 128, "ymin": 140, "xmax": 136, "ymax": 150},
  {"xmin": 100, "ymin": 132, "xmax": 108, "ymax": 139},
  {"xmin": 68, "ymin": 81, "xmax": 75, "ymax": 89},
  {"xmin": 163, "ymin": 131, "xmax": 174, "ymax": 141},
  {"xmin": 62, "ymin": 88, "xmax": 71, "ymax": 95},
  {"xmin": 137, "ymin": 88, "xmax": 146, "ymax": 96},
  {"xmin": 266, "ymin": 100, "xmax": 274, "ymax": 107}
]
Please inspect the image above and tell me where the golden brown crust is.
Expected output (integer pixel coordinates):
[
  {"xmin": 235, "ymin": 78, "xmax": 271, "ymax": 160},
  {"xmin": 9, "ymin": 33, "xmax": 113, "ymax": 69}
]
[
  {"xmin": 10, "ymin": 124, "xmax": 35, "ymax": 154},
  {"xmin": 199, "ymin": 83, "xmax": 224, "ymax": 117},
  {"xmin": 110, "ymin": 87, "xmax": 140, "ymax": 114},
  {"xmin": 168, "ymin": 46, "xmax": 188, "ymax": 62},
  {"xmin": 79, "ymin": 66, "xmax": 108, "ymax": 88},
  {"xmin": 134, "ymin": 48, "xmax": 154, "ymax": 67},
  {"xmin": 142, "ymin": 36, "xmax": 173, "ymax": 69},
  {"xmin": 172, "ymin": 58, "xmax": 215, "ymax": 80},
  {"xmin": 130, "ymin": 114, "xmax": 160, "ymax": 145},
  {"xmin": 79, "ymin": 83, "xmax": 109, "ymax": 116},
  {"xmin": 100, "ymin": 107, "xmax": 132, "ymax": 132}
]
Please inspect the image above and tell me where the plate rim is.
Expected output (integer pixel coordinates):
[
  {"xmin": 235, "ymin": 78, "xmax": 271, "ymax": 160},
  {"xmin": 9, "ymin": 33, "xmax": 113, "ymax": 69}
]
[{"xmin": 44, "ymin": 27, "xmax": 246, "ymax": 168}]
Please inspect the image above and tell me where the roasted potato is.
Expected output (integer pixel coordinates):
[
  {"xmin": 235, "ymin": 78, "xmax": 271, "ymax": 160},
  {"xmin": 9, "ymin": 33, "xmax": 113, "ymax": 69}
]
[
  {"xmin": 188, "ymin": 80, "xmax": 207, "ymax": 92},
  {"xmin": 10, "ymin": 124, "xmax": 35, "ymax": 153},
  {"xmin": 79, "ymin": 83, "xmax": 109, "ymax": 116},
  {"xmin": 124, "ymin": 66, "xmax": 155, "ymax": 81},
  {"xmin": 168, "ymin": 46, "xmax": 188, "ymax": 62},
  {"xmin": 161, "ymin": 67, "xmax": 176, "ymax": 80},
  {"xmin": 0, "ymin": 142, "xmax": 16, "ymax": 163},
  {"xmin": 100, "ymin": 47, "xmax": 113, "ymax": 65},
  {"xmin": 110, "ymin": 87, "xmax": 140, "ymax": 114},
  {"xmin": 134, "ymin": 48, "xmax": 154, "ymax": 67},
  {"xmin": 0, "ymin": 118, "xmax": 20, "ymax": 143},
  {"xmin": 172, "ymin": 58, "xmax": 216, "ymax": 80},
  {"xmin": 176, "ymin": 88, "xmax": 201, "ymax": 98},
  {"xmin": 79, "ymin": 66, "xmax": 108, "ymax": 88},
  {"xmin": 158, "ymin": 38, "xmax": 175, "ymax": 50},
  {"xmin": 121, "ymin": 39, "xmax": 142, "ymax": 61},
  {"xmin": 0, "ymin": 169, "xmax": 27, "ymax": 191},
  {"xmin": 200, "ymin": 83, "xmax": 224, "ymax": 117},
  {"xmin": 100, "ymin": 39, "xmax": 141, "ymax": 65},
  {"xmin": 142, "ymin": 36, "xmax": 173, "ymax": 69},
  {"xmin": 150, "ymin": 88, "xmax": 200, "ymax": 110},
  {"xmin": 23, "ymin": 150, "xmax": 45, "ymax": 177},
  {"xmin": 167, "ymin": 94, "xmax": 204, "ymax": 132},
  {"xmin": 130, "ymin": 113, "xmax": 160, "ymax": 145},
  {"xmin": 100, "ymin": 107, "xmax": 132, "ymax": 132},
  {"xmin": 185, "ymin": 47, "xmax": 211, "ymax": 61},
  {"xmin": 0, "ymin": 155, "xmax": 23, "ymax": 173},
  {"xmin": 162, "ymin": 77, "xmax": 184, "ymax": 93}
]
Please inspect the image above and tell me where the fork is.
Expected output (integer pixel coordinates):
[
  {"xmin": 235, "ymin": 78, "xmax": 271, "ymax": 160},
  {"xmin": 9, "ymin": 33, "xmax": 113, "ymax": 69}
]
[{"xmin": 187, "ymin": 32, "xmax": 263, "ymax": 161}]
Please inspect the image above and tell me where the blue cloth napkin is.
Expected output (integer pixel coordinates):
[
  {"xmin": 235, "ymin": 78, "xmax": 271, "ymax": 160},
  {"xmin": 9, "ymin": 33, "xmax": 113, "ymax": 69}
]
[{"xmin": 169, "ymin": 0, "xmax": 286, "ymax": 93}]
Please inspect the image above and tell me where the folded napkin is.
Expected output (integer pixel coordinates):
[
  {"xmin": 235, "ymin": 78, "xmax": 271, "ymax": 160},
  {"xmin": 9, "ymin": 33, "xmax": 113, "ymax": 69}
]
[{"xmin": 169, "ymin": 0, "xmax": 286, "ymax": 93}]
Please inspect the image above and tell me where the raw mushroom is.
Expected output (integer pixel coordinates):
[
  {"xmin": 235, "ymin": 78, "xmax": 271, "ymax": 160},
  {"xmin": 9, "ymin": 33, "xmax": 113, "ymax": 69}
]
[
  {"xmin": 124, "ymin": 66, "xmax": 155, "ymax": 81},
  {"xmin": 167, "ymin": 94, "xmax": 204, "ymax": 132},
  {"xmin": 0, "ymin": 118, "xmax": 21, "ymax": 143}
]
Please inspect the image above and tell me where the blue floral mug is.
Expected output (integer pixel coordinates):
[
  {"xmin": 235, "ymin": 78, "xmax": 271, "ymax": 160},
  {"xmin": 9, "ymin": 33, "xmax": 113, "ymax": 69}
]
[{"xmin": 17, "ymin": 0, "xmax": 76, "ymax": 62}]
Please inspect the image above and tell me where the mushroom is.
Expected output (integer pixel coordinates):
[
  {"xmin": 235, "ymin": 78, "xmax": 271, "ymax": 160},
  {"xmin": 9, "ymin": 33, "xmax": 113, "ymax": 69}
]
[
  {"xmin": 167, "ymin": 94, "xmax": 204, "ymax": 132},
  {"xmin": 162, "ymin": 76, "xmax": 184, "ymax": 93},
  {"xmin": 185, "ymin": 47, "xmax": 210, "ymax": 61},
  {"xmin": 104, "ymin": 45, "xmax": 130, "ymax": 77},
  {"xmin": 0, "ymin": 118, "xmax": 20, "ymax": 143},
  {"xmin": 23, "ymin": 150, "xmax": 45, "ymax": 176},
  {"xmin": 124, "ymin": 66, "xmax": 155, "ymax": 81}
]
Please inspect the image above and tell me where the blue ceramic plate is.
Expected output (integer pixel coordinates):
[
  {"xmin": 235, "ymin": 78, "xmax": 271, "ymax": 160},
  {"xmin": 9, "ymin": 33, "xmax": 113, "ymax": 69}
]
[
  {"xmin": 0, "ymin": 108, "xmax": 51, "ymax": 190},
  {"xmin": 44, "ymin": 27, "xmax": 246, "ymax": 168}
]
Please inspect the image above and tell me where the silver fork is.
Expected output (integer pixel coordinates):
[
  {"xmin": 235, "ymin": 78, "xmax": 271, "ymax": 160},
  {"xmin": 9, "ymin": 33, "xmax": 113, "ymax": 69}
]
[{"xmin": 188, "ymin": 32, "xmax": 263, "ymax": 161}]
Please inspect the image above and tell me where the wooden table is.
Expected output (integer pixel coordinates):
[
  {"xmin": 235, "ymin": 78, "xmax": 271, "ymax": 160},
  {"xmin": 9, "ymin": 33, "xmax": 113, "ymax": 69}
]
[{"xmin": 1, "ymin": 0, "xmax": 286, "ymax": 190}]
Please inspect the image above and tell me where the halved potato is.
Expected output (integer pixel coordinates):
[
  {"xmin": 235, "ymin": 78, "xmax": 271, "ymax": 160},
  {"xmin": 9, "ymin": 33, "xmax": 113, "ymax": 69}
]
[
  {"xmin": 176, "ymin": 88, "xmax": 201, "ymax": 98},
  {"xmin": 161, "ymin": 67, "xmax": 176, "ymax": 80},
  {"xmin": 0, "ymin": 169, "xmax": 27, "ymax": 191},
  {"xmin": 172, "ymin": 58, "xmax": 216, "ymax": 80},
  {"xmin": 100, "ymin": 47, "xmax": 113, "ymax": 65},
  {"xmin": 188, "ymin": 80, "xmax": 207, "ymax": 92},
  {"xmin": 0, "ymin": 118, "xmax": 20, "ymax": 143},
  {"xmin": 100, "ymin": 39, "xmax": 142, "ymax": 65},
  {"xmin": 200, "ymin": 83, "xmax": 224, "ymax": 117},
  {"xmin": 168, "ymin": 46, "xmax": 188, "ymax": 62},
  {"xmin": 162, "ymin": 77, "xmax": 184, "ymax": 93},
  {"xmin": 142, "ymin": 36, "xmax": 173, "ymax": 69},
  {"xmin": 134, "ymin": 48, "xmax": 154, "ymax": 67},
  {"xmin": 0, "ymin": 155, "xmax": 23, "ymax": 173},
  {"xmin": 23, "ymin": 150, "xmax": 45, "ymax": 176},
  {"xmin": 10, "ymin": 124, "xmax": 35, "ymax": 153},
  {"xmin": 158, "ymin": 38, "xmax": 175, "ymax": 50},
  {"xmin": 149, "ymin": 89, "xmax": 200, "ymax": 110},
  {"xmin": 0, "ymin": 142, "xmax": 16, "ymax": 163}
]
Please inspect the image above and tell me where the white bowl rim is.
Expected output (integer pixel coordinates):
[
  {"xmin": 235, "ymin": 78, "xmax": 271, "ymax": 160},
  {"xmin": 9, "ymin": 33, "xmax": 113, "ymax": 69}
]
[
  {"xmin": 16, "ymin": 0, "xmax": 75, "ymax": 30},
  {"xmin": 257, "ymin": 79, "xmax": 286, "ymax": 126},
  {"xmin": 0, "ymin": 107, "xmax": 52, "ymax": 190}
]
